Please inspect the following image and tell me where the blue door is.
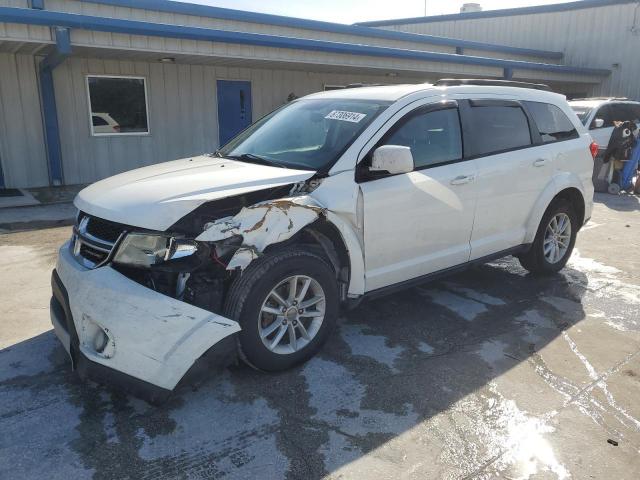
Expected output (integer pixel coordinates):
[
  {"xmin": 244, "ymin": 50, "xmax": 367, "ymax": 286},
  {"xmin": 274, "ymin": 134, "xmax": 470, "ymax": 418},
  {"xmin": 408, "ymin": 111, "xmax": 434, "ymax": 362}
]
[{"xmin": 217, "ymin": 80, "xmax": 252, "ymax": 146}]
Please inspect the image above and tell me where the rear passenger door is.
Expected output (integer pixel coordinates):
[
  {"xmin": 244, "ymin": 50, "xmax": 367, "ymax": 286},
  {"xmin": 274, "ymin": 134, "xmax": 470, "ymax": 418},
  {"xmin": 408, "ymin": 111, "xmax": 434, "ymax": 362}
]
[{"xmin": 460, "ymin": 99, "xmax": 548, "ymax": 259}]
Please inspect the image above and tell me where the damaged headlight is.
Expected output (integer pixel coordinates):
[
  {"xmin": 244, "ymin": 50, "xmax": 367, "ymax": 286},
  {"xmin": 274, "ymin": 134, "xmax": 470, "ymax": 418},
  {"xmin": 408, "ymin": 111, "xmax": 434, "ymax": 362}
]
[{"xmin": 113, "ymin": 233, "xmax": 199, "ymax": 268}]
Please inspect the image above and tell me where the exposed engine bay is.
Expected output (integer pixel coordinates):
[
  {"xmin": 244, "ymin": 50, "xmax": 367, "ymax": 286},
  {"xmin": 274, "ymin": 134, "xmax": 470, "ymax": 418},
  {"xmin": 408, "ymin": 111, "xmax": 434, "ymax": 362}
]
[{"xmin": 82, "ymin": 177, "xmax": 344, "ymax": 319}]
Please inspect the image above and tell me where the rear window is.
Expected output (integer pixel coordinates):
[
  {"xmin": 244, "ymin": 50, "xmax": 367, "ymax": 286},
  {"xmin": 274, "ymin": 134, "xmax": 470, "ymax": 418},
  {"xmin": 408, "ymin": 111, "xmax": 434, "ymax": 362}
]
[
  {"xmin": 525, "ymin": 101, "xmax": 579, "ymax": 143},
  {"xmin": 570, "ymin": 106, "xmax": 592, "ymax": 125},
  {"xmin": 465, "ymin": 104, "xmax": 532, "ymax": 156}
]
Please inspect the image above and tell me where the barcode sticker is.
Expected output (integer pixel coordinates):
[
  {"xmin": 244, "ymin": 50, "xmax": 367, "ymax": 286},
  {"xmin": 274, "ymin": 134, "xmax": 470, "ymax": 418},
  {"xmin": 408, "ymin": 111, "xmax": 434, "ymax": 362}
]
[{"xmin": 324, "ymin": 110, "xmax": 367, "ymax": 123}]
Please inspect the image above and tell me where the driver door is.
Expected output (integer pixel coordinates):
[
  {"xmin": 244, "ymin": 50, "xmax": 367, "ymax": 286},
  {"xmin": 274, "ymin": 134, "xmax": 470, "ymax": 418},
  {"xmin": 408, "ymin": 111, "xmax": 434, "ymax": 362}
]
[{"xmin": 358, "ymin": 101, "xmax": 478, "ymax": 292}]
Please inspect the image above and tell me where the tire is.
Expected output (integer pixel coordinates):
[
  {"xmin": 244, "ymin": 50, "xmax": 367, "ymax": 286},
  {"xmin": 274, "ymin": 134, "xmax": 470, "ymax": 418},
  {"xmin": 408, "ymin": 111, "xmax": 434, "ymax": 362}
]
[
  {"xmin": 608, "ymin": 183, "xmax": 621, "ymax": 195},
  {"xmin": 518, "ymin": 199, "xmax": 578, "ymax": 275},
  {"xmin": 224, "ymin": 247, "xmax": 339, "ymax": 371}
]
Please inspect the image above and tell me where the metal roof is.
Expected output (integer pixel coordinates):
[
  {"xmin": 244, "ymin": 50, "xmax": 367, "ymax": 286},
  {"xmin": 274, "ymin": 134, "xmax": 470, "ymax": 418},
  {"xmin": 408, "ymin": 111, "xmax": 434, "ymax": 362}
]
[
  {"xmin": 0, "ymin": 7, "xmax": 610, "ymax": 77},
  {"xmin": 73, "ymin": 0, "xmax": 564, "ymax": 59},
  {"xmin": 356, "ymin": 0, "xmax": 637, "ymax": 27}
]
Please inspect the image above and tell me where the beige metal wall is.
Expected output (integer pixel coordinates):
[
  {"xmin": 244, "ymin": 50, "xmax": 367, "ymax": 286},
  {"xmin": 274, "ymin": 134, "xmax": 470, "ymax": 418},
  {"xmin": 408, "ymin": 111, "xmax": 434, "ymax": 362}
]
[
  {"xmin": 377, "ymin": 2, "xmax": 640, "ymax": 99},
  {"xmin": 52, "ymin": 56, "xmax": 412, "ymax": 185},
  {"xmin": 39, "ymin": 0, "xmax": 557, "ymax": 62},
  {"xmin": 0, "ymin": 53, "xmax": 49, "ymax": 188}
]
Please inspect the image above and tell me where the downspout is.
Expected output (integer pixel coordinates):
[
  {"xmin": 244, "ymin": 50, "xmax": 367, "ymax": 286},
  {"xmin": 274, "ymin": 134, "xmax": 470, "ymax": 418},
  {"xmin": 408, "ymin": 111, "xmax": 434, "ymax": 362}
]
[{"xmin": 39, "ymin": 26, "xmax": 71, "ymax": 186}]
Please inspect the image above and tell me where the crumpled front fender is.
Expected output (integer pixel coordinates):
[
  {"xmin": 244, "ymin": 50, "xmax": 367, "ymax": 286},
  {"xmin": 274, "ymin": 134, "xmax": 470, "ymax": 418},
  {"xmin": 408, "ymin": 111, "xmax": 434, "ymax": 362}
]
[{"xmin": 196, "ymin": 196, "xmax": 326, "ymax": 269}]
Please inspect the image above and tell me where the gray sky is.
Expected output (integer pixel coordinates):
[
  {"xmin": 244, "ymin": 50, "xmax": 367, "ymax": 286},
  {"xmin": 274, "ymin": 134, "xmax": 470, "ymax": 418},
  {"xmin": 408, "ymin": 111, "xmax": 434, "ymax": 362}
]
[{"xmin": 184, "ymin": 0, "xmax": 568, "ymax": 25}]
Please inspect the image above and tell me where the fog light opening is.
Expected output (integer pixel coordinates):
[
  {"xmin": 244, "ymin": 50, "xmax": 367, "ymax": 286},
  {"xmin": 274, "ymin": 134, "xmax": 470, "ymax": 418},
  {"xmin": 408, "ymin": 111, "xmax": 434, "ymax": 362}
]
[{"xmin": 94, "ymin": 329, "xmax": 109, "ymax": 354}]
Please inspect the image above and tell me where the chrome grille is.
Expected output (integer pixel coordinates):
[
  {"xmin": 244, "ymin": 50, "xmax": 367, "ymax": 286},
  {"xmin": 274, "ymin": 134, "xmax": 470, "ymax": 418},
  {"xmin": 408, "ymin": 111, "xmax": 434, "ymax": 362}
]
[{"xmin": 71, "ymin": 214, "xmax": 126, "ymax": 269}]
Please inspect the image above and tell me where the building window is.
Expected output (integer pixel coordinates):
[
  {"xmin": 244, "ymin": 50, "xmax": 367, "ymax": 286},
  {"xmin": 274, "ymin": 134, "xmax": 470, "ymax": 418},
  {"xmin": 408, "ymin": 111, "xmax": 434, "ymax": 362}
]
[{"xmin": 86, "ymin": 76, "xmax": 149, "ymax": 135}]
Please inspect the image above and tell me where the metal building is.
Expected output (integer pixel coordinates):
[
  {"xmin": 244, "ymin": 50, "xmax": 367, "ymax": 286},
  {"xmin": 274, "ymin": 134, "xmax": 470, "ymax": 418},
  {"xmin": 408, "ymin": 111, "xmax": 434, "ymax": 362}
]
[
  {"xmin": 358, "ymin": 0, "xmax": 640, "ymax": 100},
  {"xmin": 0, "ymin": 0, "xmax": 618, "ymax": 189}
]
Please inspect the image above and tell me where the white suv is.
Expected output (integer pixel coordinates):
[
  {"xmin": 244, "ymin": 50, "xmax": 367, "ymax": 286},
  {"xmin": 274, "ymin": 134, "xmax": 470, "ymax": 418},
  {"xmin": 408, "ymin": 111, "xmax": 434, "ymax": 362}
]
[
  {"xmin": 569, "ymin": 98, "xmax": 640, "ymax": 154},
  {"xmin": 51, "ymin": 79, "xmax": 595, "ymax": 401}
]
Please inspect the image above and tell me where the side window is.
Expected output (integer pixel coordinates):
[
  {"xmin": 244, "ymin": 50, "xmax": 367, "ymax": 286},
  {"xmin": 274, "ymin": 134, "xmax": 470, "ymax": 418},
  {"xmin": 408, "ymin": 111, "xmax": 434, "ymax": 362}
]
[
  {"xmin": 465, "ymin": 104, "xmax": 532, "ymax": 156},
  {"xmin": 617, "ymin": 104, "xmax": 640, "ymax": 124},
  {"xmin": 524, "ymin": 101, "xmax": 579, "ymax": 143},
  {"xmin": 92, "ymin": 115, "xmax": 108, "ymax": 126},
  {"xmin": 592, "ymin": 104, "xmax": 614, "ymax": 128},
  {"xmin": 382, "ymin": 108, "xmax": 462, "ymax": 168}
]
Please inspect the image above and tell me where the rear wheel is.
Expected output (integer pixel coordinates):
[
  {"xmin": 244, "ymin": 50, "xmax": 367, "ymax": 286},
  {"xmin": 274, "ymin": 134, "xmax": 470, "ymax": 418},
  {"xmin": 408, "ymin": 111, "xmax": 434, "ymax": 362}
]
[
  {"xmin": 224, "ymin": 248, "xmax": 338, "ymax": 371},
  {"xmin": 518, "ymin": 200, "xmax": 577, "ymax": 275}
]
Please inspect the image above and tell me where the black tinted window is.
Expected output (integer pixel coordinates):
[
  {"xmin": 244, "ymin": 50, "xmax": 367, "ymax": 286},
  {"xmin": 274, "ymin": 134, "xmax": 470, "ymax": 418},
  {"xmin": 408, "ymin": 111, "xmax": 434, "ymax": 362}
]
[
  {"xmin": 593, "ymin": 104, "xmax": 615, "ymax": 128},
  {"xmin": 525, "ymin": 101, "xmax": 579, "ymax": 143},
  {"xmin": 87, "ymin": 76, "xmax": 149, "ymax": 134},
  {"xmin": 92, "ymin": 115, "xmax": 108, "ymax": 126},
  {"xmin": 384, "ymin": 108, "xmax": 462, "ymax": 168},
  {"xmin": 616, "ymin": 104, "xmax": 640, "ymax": 123},
  {"xmin": 466, "ymin": 105, "xmax": 531, "ymax": 156}
]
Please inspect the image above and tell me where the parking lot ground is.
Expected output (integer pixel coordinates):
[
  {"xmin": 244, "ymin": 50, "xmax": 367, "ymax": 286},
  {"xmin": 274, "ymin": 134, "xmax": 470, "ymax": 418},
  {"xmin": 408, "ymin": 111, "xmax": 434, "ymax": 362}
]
[{"xmin": 1, "ymin": 193, "xmax": 639, "ymax": 480}]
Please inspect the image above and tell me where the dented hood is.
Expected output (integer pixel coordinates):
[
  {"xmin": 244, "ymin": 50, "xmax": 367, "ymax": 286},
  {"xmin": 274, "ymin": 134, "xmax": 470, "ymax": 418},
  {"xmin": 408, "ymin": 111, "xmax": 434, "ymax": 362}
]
[{"xmin": 74, "ymin": 156, "xmax": 315, "ymax": 231}]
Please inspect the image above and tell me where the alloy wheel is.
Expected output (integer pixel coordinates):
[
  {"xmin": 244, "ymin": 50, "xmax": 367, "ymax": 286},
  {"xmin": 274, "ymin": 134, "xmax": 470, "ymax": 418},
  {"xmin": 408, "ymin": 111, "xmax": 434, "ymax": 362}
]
[{"xmin": 258, "ymin": 275, "xmax": 326, "ymax": 354}]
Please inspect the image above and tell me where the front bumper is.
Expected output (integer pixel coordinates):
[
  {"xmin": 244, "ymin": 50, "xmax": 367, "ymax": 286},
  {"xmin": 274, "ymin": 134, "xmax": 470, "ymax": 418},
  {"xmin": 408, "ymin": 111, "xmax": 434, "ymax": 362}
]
[{"xmin": 50, "ymin": 242, "xmax": 241, "ymax": 398}]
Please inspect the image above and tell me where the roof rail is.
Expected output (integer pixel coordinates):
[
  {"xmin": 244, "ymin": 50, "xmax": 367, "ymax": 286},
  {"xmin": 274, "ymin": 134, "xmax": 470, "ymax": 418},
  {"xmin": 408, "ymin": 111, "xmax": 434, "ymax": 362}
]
[
  {"xmin": 434, "ymin": 78, "xmax": 551, "ymax": 91},
  {"xmin": 570, "ymin": 96, "xmax": 629, "ymax": 101},
  {"xmin": 344, "ymin": 83, "xmax": 384, "ymax": 89}
]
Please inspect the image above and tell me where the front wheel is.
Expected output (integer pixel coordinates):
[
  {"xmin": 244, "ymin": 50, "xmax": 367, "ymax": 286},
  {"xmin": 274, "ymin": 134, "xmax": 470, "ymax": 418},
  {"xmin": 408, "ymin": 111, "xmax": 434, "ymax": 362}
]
[
  {"xmin": 224, "ymin": 248, "xmax": 339, "ymax": 371},
  {"xmin": 518, "ymin": 200, "xmax": 578, "ymax": 275}
]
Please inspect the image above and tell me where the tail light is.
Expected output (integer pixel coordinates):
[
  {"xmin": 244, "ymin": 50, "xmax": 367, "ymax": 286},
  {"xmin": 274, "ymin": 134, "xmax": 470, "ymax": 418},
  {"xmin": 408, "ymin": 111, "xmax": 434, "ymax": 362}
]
[
  {"xmin": 113, "ymin": 125, "xmax": 121, "ymax": 133},
  {"xmin": 589, "ymin": 141, "xmax": 599, "ymax": 159}
]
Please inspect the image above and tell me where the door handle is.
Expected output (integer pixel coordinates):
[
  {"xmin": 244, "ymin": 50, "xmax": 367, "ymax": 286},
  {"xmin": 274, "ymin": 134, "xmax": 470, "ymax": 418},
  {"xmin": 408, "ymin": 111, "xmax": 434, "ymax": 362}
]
[
  {"xmin": 533, "ymin": 158, "xmax": 549, "ymax": 167},
  {"xmin": 450, "ymin": 174, "xmax": 475, "ymax": 185}
]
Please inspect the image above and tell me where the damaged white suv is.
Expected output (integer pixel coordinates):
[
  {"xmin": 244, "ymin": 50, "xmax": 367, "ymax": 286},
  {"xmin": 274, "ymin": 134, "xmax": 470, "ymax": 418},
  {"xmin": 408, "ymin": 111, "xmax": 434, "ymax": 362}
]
[{"xmin": 51, "ymin": 79, "xmax": 595, "ymax": 401}]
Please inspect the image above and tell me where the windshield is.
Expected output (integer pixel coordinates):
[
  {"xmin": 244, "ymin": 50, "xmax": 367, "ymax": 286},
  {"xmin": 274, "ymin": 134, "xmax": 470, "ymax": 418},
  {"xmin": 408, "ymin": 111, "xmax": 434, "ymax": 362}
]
[
  {"xmin": 570, "ymin": 106, "xmax": 593, "ymax": 125},
  {"xmin": 217, "ymin": 98, "xmax": 390, "ymax": 171}
]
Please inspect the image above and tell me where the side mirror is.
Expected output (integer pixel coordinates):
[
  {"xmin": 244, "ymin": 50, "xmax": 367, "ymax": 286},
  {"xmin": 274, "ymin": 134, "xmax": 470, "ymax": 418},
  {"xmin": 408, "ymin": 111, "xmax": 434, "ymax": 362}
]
[
  {"xmin": 370, "ymin": 145, "xmax": 414, "ymax": 174},
  {"xmin": 593, "ymin": 118, "xmax": 605, "ymax": 129}
]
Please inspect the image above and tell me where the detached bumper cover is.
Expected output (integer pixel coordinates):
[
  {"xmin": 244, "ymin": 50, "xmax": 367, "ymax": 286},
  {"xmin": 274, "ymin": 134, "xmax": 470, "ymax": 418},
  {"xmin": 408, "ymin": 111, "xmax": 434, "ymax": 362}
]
[{"xmin": 50, "ymin": 242, "xmax": 241, "ymax": 394}]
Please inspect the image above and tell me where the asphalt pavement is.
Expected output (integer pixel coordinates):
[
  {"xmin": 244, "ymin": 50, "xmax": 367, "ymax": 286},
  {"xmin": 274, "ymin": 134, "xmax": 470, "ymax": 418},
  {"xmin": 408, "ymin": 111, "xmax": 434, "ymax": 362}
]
[{"xmin": 1, "ymin": 193, "xmax": 639, "ymax": 479}]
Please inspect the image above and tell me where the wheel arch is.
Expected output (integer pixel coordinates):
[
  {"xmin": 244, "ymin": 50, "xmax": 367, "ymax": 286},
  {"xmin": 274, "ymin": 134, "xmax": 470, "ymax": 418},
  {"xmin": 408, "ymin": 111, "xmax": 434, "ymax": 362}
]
[
  {"xmin": 524, "ymin": 176, "xmax": 587, "ymax": 244},
  {"xmin": 277, "ymin": 213, "xmax": 365, "ymax": 299}
]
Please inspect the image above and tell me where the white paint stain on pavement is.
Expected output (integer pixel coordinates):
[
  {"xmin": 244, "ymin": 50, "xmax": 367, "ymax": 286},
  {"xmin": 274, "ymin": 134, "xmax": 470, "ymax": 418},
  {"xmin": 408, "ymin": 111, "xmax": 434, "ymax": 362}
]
[
  {"xmin": 562, "ymin": 331, "xmax": 640, "ymax": 431},
  {"xmin": 428, "ymin": 384, "xmax": 569, "ymax": 480},
  {"xmin": 417, "ymin": 341, "xmax": 435, "ymax": 354},
  {"xmin": 477, "ymin": 340, "xmax": 509, "ymax": 368},
  {"xmin": 341, "ymin": 323, "xmax": 404, "ymax": 371},
  {"xmin": 418, "ymin": 288, "xmax": 487, "ymax": 321},
  {"xmin": 303, "ymin": 357, "xmax": 418, "ymax": 472},
  {"xmin": 445, "ymin": 283, "xmax": 507, "ymax": 306}
]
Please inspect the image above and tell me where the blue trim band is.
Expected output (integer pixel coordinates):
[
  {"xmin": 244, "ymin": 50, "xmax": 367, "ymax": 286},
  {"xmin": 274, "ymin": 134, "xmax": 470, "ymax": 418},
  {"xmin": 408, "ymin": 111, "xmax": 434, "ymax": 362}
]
[
  {"xmin": 77, "ymin": 0, "xmax": 563, "ymax": 59},
  {"xmin": 0, "ymin": 7, "xmax": 610, "ymax": 76},
  {"xmin": 39, "ymin": 27, "xmax": 71, "ymax": 186},
  {"xmin": 356, "ymin": 0, "xmax": 636, "ymax": 26}
]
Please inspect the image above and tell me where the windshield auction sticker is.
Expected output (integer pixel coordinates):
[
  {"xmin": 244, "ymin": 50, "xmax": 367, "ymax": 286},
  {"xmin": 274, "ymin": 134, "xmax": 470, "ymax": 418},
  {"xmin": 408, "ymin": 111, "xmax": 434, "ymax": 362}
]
[{"xmin": 325, "ymin": 110, "xmax": 367, "ymax": 123}]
